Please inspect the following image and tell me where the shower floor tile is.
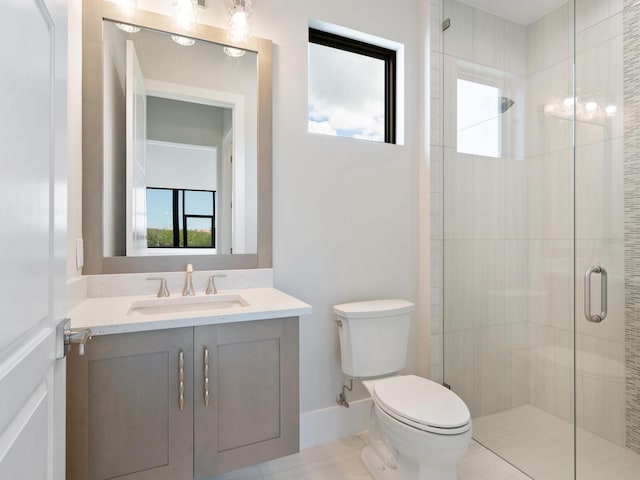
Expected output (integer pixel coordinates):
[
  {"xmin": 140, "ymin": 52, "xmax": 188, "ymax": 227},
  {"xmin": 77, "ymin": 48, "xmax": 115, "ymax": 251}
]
[{"xmin": 473, "ymin": 404, "xmax": 640, "ymax": 480}]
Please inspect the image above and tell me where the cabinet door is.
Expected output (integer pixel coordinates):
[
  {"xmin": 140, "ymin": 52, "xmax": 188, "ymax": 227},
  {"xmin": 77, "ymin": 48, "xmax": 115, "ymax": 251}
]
[
  {"xmin": 194, "ymin": 318, "xmax": 299, "ymax": 479},
  {"xmin": 67, "ymin": 328, "xmax": 194, "ymax": 480}
]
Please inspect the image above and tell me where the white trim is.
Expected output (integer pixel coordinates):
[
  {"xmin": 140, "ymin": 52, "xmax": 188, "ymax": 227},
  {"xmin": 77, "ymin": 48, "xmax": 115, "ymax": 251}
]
[
  {"xmin": 308, "ymin": 19, "xmax": 403, "ymax": 51},
  {"xmin": 146, "ymin": 139, "xmax": 218, "ymax": 153},
  {"xmin": 299, "ymin": 398, "xmax": 372, "ymax": 450}
]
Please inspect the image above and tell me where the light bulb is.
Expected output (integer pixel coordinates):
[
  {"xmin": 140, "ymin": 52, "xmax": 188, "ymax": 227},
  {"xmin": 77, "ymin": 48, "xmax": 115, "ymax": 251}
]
[
  {"xmin": 224, "ymin": 46, "xmax": 246, "ymax": 57},
  {"xmin": 171, "ymin": 34, "xmax": 196, "ymax": 46},
  {"xmin": 585, "ymin": 101, "xmax": 598, "ymax": 112},
  {"xmin": 563, "ymin": 97, "xmax": 575, "ymax": 107},
  {"xmin": 109, "ymin": 0, "xmax": 137, "ymax": 14},
  {"xmin": 605, "ymin": 104, "xmax": 617, "ymax": 116},
  {"xmin": 229, "ymin": 2, "xmax": 251, "ymax": 42},
  {"xmin": 173, "ymin": 0, "xmax": 197, "ymax": 30},
  {"xmin": 115, "ymin": 23, "xmax": 141, "ymax": 33}
]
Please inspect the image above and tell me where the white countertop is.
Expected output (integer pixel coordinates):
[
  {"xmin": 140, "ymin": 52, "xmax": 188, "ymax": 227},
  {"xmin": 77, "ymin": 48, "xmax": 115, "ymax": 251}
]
[{"xmin": 68, "ymin": 287, "xmax": 312, "ymax": 336}]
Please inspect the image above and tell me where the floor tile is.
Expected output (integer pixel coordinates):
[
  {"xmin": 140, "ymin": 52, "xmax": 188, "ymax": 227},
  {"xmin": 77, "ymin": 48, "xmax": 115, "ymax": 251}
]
[{"xmin": 212, "ymin": 403, "xmax": 640, "ymax": 480}]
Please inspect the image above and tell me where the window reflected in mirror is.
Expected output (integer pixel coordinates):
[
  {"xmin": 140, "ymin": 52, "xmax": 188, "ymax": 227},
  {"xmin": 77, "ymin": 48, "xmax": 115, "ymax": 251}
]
[
  {"xmin": 102, "ymin": 20, "xmax": 258, "ymax": 257},
  {"xmin": 146, "ymin": 188, "xmax": 216, "ymax": 250}
]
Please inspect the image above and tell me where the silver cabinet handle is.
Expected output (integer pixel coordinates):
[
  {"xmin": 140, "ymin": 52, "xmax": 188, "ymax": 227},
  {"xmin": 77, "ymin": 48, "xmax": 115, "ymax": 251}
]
[
  {"xmin": 204, "ymin": 347, "xmax": 210, "ymax": 407},
  {"xmin": 585, "ymin": 266, "xmax": 608, "ymax": 323},
  {"xmin": 178, "ymin": 351, "xmax": 185, "ymax": 411}
]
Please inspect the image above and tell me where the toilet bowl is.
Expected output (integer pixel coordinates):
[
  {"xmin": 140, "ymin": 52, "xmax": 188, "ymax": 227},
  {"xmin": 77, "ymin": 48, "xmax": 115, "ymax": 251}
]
[
  {"xmin": 363, "ymin": 375, "xmax": 471, "ymax": 480},
  {"xmin": 334, "ymin": 300, "xmax": 472, "ymax": 480}
]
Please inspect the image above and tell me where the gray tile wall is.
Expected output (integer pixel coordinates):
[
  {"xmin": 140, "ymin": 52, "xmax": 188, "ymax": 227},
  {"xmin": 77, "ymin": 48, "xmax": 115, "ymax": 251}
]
[{"xmin": 624, "ymin": 0, "xmax": 640, "ymax": 455}]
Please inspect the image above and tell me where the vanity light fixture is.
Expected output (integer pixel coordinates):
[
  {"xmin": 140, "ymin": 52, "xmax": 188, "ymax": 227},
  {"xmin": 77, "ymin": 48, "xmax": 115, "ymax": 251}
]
[
  {"xmin": 109, "ymin": 0, "xmax": 141, "ymax": 33},
  {"xmin": 171, "ymin": 34, "xmax": 196, "ymax": 46},
  {"xmin": 115, "ymin": 23, "xmax": 141, "ymax": 33},
  {"xmin": 173, "ymin": 0, "xmax": 198, "ymax": 30},
  {"xmin": 585, "ymin": 101, "xmax": 598, "ymax": 112},
  {"xmin": 171, "ymin": 0, "xmax": 197, "ymax": 46},
  {"xmin": 223, "ymin": 46, "xmax": 246, "ymax": 57},
  {"xmin": 229, "ymin": 0, "xmax": 251, "ymax": 43}
]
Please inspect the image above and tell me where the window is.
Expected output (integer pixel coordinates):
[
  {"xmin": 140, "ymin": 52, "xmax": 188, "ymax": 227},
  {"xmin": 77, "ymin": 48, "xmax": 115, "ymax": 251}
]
[
  {"xmin": 308, "ymin": 28, "xmax": 397, "ymax": 143},
  {"xmin": 146, "ymin": 188, "xmax": 216, "ymax": 248},
  {"xmin": 457, "ymin": 79, "xmax": 501, "ymax": 158}
]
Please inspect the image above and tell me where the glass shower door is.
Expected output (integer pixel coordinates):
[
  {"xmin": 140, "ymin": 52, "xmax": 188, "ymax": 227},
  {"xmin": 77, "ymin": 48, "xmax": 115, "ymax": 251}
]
[
  {"xmin": 439, "ymin": 0, "xmax": 576, "ymax": 478},
  {"xmin": 574, "ymin": 0, "xmax": 639, "ymax": 478},
  {"xmin": 439, "ymin": 0, "xmax": 640, "ymax": 477}
]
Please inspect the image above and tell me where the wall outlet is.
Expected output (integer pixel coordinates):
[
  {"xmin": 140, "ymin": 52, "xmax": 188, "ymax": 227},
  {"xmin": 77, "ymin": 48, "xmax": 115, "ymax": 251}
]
[{"xmin": 76, "ymin": 238, "xmax": 84, "ymax": 269}]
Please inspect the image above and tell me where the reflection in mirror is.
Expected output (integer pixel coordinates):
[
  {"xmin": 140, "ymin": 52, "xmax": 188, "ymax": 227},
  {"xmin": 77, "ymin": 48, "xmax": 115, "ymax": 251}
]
[{"xmin": 102, "ymin": 21, "xmax": 258, "ymax": 257}]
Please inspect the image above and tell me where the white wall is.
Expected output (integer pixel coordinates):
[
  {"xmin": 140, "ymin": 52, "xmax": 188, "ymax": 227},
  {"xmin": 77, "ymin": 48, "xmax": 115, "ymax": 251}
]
[
  {"xmin": 67, "ymin": 0, "xmax": 422, "ymax": 421},
  {"xmin": 67, "ymin": 0, "xmax": 83, "ymax": 280},
  {"xmin": 263, "ymin": 0, "xmax": 420, "ymax": 412},
  {"xmin": 145, "ymin": 141, "xmax": 217, "ymax": 190}
]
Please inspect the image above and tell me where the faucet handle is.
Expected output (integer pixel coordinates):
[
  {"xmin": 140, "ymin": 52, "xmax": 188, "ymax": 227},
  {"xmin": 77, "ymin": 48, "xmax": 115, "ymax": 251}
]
[
  {"xmin": 206, "ymin": 274, "xmax": 227, "ymax": 295},
  {"xmin": 147, "ymin": 277, "xmax": 170, "ymax": 297}
]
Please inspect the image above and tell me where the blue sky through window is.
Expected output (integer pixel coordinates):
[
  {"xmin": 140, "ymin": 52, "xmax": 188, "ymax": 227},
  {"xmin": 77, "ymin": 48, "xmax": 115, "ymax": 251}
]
[
  {"xmin": 308, "ymin": 43, "xmax": 385, "ymax": 142},
  {"xmin": 147, "ymin": 189, "xmax": 214, "ymax": 229}
]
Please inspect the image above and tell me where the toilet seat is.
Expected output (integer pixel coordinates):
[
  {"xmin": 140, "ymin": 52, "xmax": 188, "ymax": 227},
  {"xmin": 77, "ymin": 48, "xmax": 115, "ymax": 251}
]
[{"xmin": 371, "ymin": 375, "xmax": 471, "ymax": 435}]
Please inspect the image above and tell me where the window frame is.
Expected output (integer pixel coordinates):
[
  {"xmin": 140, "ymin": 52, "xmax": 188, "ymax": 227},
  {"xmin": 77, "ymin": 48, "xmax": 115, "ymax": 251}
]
[
  {"xmin": 146, "ymin": 187, "xmax": 216, "ymax": 249},
  {"xmin": 308, "ymin": 27, "xmax": 397, "ymax": 144}
]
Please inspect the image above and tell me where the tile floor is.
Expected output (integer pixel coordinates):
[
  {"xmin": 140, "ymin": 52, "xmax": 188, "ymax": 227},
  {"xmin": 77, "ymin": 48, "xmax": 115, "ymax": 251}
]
[
  {"xmin": 473, "ymin": 404, "xmax": 640, "ymax": 480},
  {"xmin": 211, "ymin": 404, "xmax": 640, "ymax": 479},
  {"xmin": 211, "ymin": 433, "xmax": 530, "ymax": 480}
]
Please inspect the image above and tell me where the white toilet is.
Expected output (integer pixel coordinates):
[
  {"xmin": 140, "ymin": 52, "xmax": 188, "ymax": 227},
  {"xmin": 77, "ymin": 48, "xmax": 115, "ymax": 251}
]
[{"xmin": 334, "ymin": 300, "xmax": 472, "ymax": 480}]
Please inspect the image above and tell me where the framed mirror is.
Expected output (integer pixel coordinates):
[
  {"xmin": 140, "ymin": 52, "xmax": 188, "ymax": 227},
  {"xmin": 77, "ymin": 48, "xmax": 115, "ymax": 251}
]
[{"xmin": 82, "ymin": 0, "xmax": 272, "ymax": 274}]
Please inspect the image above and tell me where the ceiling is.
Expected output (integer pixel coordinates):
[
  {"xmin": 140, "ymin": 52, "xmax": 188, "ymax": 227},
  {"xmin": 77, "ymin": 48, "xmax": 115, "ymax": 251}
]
[{"xmin": 456, "ymin": 0, "xmax": 570, "ymax": 26}]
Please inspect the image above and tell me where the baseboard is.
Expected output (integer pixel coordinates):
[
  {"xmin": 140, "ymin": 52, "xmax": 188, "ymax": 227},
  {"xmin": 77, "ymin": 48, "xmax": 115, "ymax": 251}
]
[{"xmin": 299, "ymin": 397, "xmax": 372, "ymax": 450}]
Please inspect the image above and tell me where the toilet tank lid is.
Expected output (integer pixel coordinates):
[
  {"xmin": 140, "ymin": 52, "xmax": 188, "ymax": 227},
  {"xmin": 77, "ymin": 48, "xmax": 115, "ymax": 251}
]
[{"xmin": 333, "ymin": 299, "xmax": 415, "ymax": 318}]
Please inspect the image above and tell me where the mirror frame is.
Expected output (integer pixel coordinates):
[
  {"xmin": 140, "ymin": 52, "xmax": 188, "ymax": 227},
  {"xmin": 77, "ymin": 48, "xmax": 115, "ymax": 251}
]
[{"xmin": 82, "ymin": 0, "xmax": 272, "ymax": 274}]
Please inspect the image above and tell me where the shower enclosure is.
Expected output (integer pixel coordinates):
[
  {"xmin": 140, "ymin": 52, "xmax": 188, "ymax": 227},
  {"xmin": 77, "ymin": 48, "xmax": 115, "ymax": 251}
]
[{"xmin": 432, "ymin": 0, "xmax": 638, "ymax": 477}]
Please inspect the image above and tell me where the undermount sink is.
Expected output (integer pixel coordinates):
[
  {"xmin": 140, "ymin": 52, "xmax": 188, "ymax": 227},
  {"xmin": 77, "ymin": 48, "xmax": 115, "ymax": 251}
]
[{"xmin": 128, "ymin": 294, "xmax": 250, "ymax": 316}]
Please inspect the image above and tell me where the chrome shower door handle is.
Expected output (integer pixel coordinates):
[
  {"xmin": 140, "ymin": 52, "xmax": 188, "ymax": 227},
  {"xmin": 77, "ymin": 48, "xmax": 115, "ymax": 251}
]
[{"xmin": 584, "ymin": 266, "xmax": 608, "ymax": 323}]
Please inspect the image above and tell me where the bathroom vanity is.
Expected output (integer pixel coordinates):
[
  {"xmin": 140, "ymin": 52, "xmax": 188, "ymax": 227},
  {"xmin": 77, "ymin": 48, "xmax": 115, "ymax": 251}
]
[{"xmin": 66, "ymin": 286, "xmax": 311, "ymax": 480}]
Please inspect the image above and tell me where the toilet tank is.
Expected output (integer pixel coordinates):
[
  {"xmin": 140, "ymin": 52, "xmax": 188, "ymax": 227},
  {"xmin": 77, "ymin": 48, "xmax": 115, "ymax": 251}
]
[{"xmin": 334, "ymin": 299, "xmax": 414, "ymax": 378}]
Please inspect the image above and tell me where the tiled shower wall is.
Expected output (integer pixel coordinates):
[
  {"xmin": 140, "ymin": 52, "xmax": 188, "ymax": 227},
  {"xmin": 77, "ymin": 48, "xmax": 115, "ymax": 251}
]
[
  {"xmin": 430, "ymin": 0, "xmax": 628, "ymax": 446},
  {"xmin": 574, "ymin": 0, "xmax": 625, "ymax": 446},
  {"xmin": 430, "ymin": 0, "xmax": 530, "ymax": 418},
  {"xmin": 624, "ymin": 0, "xmax": 640, "ymax": 455}
]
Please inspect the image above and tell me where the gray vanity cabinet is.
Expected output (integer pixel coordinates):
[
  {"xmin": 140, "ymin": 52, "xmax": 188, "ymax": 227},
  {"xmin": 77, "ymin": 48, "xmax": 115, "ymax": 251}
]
[
  {"xmin": 66, "ymin": 328, "xmax": 194, "ymax": 480},
  {"xmin": 66, "ymin": 318, "xmax": 300, "ymax": 480},
  {"xmin": 194, "ymin": 317, "xmax": 300, "ymax": 479}
]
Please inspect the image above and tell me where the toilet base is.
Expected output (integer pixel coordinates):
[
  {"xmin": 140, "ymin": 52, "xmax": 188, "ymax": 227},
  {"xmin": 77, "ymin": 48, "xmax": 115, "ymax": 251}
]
[
  {"xmin": 361, "ymin": 400, "xmax": 468, "ymax": 480},
  {"xmin": 361, "ymin": 446, "xmax": 396, "ymax": 480},
  {"xmin": 362, "ymin": 444, "xmax": 459, "ymax": 480}
]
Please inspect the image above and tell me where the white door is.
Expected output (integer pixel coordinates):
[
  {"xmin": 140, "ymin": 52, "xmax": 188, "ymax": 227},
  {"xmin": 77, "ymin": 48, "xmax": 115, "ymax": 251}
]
[
  {"xmin": 0, "ymin": 0, "xmax": 67, "ymax": 479},
  {"xmin": 126, "ymin": 40, "xmax": 148, "ymax": 256}
]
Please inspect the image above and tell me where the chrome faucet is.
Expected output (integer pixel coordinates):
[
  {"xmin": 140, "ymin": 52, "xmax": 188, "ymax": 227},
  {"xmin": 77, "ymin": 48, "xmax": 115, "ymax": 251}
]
[
  {"xmin": 206, "ymin": 274, "xmax": 227, "ymax": 295},
  {"xmin": 183, "ymin": 264, "xmax": 195, "ymax": 296},
  {"xmin": 147, "ymin": 277, "xmax": 170, "ymax": 297}
]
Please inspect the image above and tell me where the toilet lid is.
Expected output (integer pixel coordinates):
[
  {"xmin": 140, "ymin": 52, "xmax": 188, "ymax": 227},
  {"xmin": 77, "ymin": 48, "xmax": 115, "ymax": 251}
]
[{"xmin": 372, "ymin": 375, "xmax": 470, "ymax": 433}]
